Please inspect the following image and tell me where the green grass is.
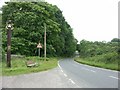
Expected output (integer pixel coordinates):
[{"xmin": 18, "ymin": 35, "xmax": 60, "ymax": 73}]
[
  {"xmin": 74, "ymin": 56, "xmax": 119, "ymax": 71},
  {"xmin": 2, "ymin": 56, "xmax": 58, "ymax": 76},
  {"xmin": 0, "ymin": 61, "xmax": 2, "ymax": 76}
]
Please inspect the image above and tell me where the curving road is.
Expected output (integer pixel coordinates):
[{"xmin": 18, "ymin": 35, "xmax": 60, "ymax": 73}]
[
  {"xmin": 2, "ymin": 58, "xmax": 119, "ymax": 88},
  {"xmin": 58, "ymin": 58, "xmax": 119, "ymax": 88}
]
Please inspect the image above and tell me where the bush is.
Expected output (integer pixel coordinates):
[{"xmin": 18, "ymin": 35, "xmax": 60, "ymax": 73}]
[
  {"xmin": 75, "ymin": 52, "xmax": 119, "ymax": 70},
  {"xmin": 83, "ymin": 52, "xmax": 118, "ymax": 64},
  {"xmin": 101, "ymin": 52, "xmax": 118, "ymax": 63}
]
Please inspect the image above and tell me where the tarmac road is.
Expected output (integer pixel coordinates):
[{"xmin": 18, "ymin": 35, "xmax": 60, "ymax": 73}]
[
  {"xmin": 2, "ymin": 66, "xmax": 78, "ymax": 88},
  {"xmin": 1, "ymin": 58, "xmax": 119, "ymax": 88},
  {"xmin": 58, "ymin": 58, "xmax": 119, "ymax": 88}
]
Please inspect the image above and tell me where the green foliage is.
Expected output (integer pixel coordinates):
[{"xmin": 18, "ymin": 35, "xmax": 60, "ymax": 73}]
[
  {"xmin": 76, "ymin": 38, "xmax": 119, "ymax": 70},
  {"xmin": 77, "ymin": 39, "xmax": 119, "ymax": 58},
  {"xmin": 2, "ymin": 2, "xmax": 77, "ymax": 57},
  {"xmin": 0, "ymin": 14, "xmax": 1, "ymax": 24},
  {"xmin": 81, "ymin": 52, "xmax": 118, "ymax": 64},
  {"xmin": 111, "ymin": 38, "xmax": 120, "ymax": 42},
  {"xmin": 75, "ymin": 57, "xmax": 119, "ymax": 71},
  {"xmin": 2, "ymin": 49, "xmax": 5, "ymax": 61}
]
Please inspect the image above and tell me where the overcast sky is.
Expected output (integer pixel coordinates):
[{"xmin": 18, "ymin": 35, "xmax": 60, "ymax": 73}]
[
  {"xmin": 0, "ymin": 0, "xmax": 119, "ymax": 42},
  {"xmin": 46, "ymin": 0, "xmax": 119, "ymax": 42}
]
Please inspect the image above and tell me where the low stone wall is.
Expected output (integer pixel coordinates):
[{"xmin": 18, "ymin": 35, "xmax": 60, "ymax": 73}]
[{"xmin": 5, "ymin": 54, "xmax": 25, "ymax": 60}]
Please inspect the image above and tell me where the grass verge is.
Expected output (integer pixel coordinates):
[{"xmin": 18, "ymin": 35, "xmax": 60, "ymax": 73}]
[
  {"xmin": 0, "ymin": 62, "xmax": 1, "ymax": 76},
  {"xmin": 2, "ymin": 56, "xmax": 58, "ymax": 76},
  {"xmin": 74, "ymin": 57, "xmax": 119, "ymax": 71}
]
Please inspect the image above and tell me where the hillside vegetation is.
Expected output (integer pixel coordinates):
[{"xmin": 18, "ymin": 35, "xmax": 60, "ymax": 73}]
[{"xmin": 75, "ymin": 38, "xmax": 120, "ymax": 71}]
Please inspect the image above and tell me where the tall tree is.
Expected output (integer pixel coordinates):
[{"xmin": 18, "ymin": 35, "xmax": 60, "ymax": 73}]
[{"xmin": 2, "ymin": 2, "xmax": 77, "ymax": 57}]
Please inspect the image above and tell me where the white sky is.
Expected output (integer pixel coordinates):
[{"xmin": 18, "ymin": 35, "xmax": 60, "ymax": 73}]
[
  {"xmin": 46, "ymin": 0, "xmax": 119, "ymax": 42},
  {"xmin": 0, "ymin": 0, "xmax": 119, "ymax": 42}
]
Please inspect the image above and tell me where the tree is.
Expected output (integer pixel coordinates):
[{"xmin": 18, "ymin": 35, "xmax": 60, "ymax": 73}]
[
  {"xmin": 77, "ymin": 39, "xmax": 119, "ymax": 58},
  {"xmin": 111, "ymin": 38, "xmax": 120, "ymax": 42},
  {"xmin": 2, "ymin": 2, "xmax": 77, "ymax": 57}
]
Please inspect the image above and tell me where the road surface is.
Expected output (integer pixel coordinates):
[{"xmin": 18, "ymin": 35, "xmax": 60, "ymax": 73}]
[
  {"xmin": 59, "ymin": 58, "xmax": 119, "ymax": 88},
  {"xmin": 2, "ymin": 58, "xmax": 119, "ymax": 88},
  {"xmin": 2, "ymin": 66, "xmax": 78, "ymax": 88}
]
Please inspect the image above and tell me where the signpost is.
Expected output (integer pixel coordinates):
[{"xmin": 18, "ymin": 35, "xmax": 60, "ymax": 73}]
[
  {"xmin": 6, "ymin": 20, "xmax": 13, "ymax": 68},
  {"xmin": 37, "ymin": 42, "xmax": 42, "ymax": 57}
]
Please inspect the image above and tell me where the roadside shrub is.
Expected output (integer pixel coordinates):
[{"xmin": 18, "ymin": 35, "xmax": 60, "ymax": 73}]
[
  {"xmin": 82, "ymin": 52, "xmax": 118, "ymax": 64},
  {"xmin": 101, "ymin": 52, "xmax": 118, "ymax": 63}
]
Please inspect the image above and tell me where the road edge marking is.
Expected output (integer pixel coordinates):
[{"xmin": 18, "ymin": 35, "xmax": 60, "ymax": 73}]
[
  {"xmin": 58, "ymin": 61, "xmax": 62, "ymax": 70},
  {"xmin": 90, "ymin": 70, "xmax": 96, "ymax": 73},
  {"xmin": 74, "ymin": 60, "xmax": 118, "ymax": 73},
  {"xmin": 109, "ymin": 76, "xmax": 119, "ymax": 80},
  {"xmin": 58, "ymin": 60, "xmax": 81, "ymax": 88}
]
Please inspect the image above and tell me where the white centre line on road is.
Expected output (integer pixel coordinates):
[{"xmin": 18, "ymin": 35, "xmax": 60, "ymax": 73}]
[
  {"xmin": 82, "ymin": 67, "xmax": 89, "ymax": 71},
  {"xmin": 58, "ymin": 60, "xmax": 81, "ymax": 88},
  {"xmin": 82, "ymin": 67, "xmax": 96, "ymax": 73},
  {"xmin": 90, "ymin": 70, "xmax": 96, "ymax": 73},
  {"xmin": 109, "ymin": 76, "xmax": 119, "ymax": 80},
  {"xmin": 61, "ymin": 69, "xmax": 63, "ymax": 72},
  {"xmin": 69, "ymin": 79, "xmax": 75, "ymax": 84},
  {"xmin": 64, "ymin": 74, "xmax": 67, "ymax": 77}
]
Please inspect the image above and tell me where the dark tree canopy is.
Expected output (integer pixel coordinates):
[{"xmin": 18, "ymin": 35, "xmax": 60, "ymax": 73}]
[
  {"xmin": 111, "ymin": 38, "xmax": 120, "ymax": 42},
  {"xmin": 2, "ymin": 2, "xmax": 77, "ymax": 57}
]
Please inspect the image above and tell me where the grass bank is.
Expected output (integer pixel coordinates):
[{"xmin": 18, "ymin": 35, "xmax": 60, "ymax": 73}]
[
  {"xmin": 2, "ymin": 56, "xmax": 58, "ymax": 76},
  {"xmin": 0, "ymin": 62, "xmax": 2, "ymax": 76},
  {"xmin": 74, "ymin": 53, "xmax": 119, "ymax": 71}
]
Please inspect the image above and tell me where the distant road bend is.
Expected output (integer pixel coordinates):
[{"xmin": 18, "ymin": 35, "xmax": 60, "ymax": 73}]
[{"xmin": 58, "ymin": 58, "xmax": 119, "ymax": 88}]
